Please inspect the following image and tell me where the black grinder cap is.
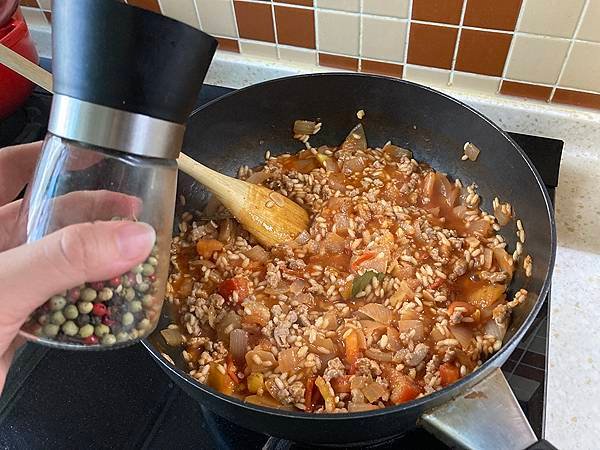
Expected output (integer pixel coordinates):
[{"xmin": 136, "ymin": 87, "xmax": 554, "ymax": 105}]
[{"xmin": 52, "ymin": 0, "xmax": 217, "ymax": 124}]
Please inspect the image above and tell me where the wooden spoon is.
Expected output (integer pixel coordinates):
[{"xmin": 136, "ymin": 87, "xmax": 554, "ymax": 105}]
[{"xmin": 0, "ymin": 44, "xmax": 309, "ymax": 247}]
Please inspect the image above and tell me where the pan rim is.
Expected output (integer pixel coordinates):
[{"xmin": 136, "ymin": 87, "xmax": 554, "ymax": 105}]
[{"xmin": 143, "ymin": 72, "xmax": 557, "ymax": 422}]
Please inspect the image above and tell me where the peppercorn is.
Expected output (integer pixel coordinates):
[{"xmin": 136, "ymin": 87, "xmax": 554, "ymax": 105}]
[
  {"xmin": 78, "ymin": 324, "xmax": 94, "ymax": 338},
  {"xmin": 129, "ymin": 300, "xmax": 143, "ymax": 313},
  {"xmin": 102, "ymin": 334, "xmax": 117, "ymax": 346},
  {"xmin": 94, "ymin": 324, "xmax": 110, "ymax": 337},
  {"xmin": 64, "ymin": 304, "xmax": 79, "ymax": 320},
  {"xmin": 37, "ymin": 314, "xmax": 49, "ymax": 325},
  {"xmin": 62, "ymin": 320, "xmax": 79, "ymax": 336},
  {"xmin": 68, "ymin": 288, "xmax": 80, "ymax": 302},
  {"xmin": 90, "ymin": 281, "xmax": 104, "ymax": 291},
  {"xmin": 43, "ymin": 323, "xmax": 60, "ymax": 337},
  {"xmin": 137, "ymin": 282, "xmax": 150, "ymax": 293},
  {"xmin": 49, "ymin": 295, "xmax": 66, "ymax": 311},
  {"xmin": 83, "ymin": 335, "xmax": 98, "ymax": 345},
  {"xmin": 124, "ymin": 287, "xmax": 136, "ymax": 301},
  {"xmin": 50, "ymin": 310, "xmax": 66, "ymax": 326},
  {"xmin": 147, "ymin": 256, "xmax": 158, "ymax": 267},
  {"xmin": 132, "ymin": 264, "xmax": 144, "ymax": 274},
  {"xmin": 137, "ymin": 318, "xmax": 151, "ymax": 330},
  {"xmin": 122, "ymin": 312, "xmax": 134, "ymax": 327},
  {"xmin": 142, "ymin": 263, "xmax": 155, "ymax": 276},
  {"xmin": 92, "ymin": 303, "xmax": 107, "ymax": 317},
  {"xmin": 77, "ymin": 301, "xmax": 93, "ymax": 314},
  {"xmin": 109, "ymin": 276, "xmax": 121, "ymax": 288},
  {"xmin": 81, "ymin": 288, "xmax": 97, "ymax": 302},
  {"xmin": 98, "ymin": 287, "xmax": 113, "ymax": 302},
  {"xmin": 76, "ymin": 314, "xmax": 90, "ymax": 327},
  {"xmin": 142, "ymin": 295, "xmax": 153, "ymax": 307},
  {"xmin": 129, "ymin": 329, "xmax": 139, "ymax": 340}
]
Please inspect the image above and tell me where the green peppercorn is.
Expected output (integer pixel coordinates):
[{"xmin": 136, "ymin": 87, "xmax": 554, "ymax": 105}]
[
  {"xmin": 98, "ymin": 287, "xmax": 114, "ymax": 302},
  {"xmin": 79, "ymin": 324, "xmax": 94, "ymax": 338},
  {"xmin": 81, "ymin": 288, "xmax": 97, "ymax": 302},
  {"xmin": 151, "ymin": 246, "xmax": 158, "ymax": 257},
  {"xmin": 142, "ymin": 295, "xmax": 153, "ymax": 307},
  {"xmin": 129, "ymin": 329, "xmax": 139, "ymax": 340},
  {"xmin": 122, "ymin": 275, "xmax": 132, "ymax": 288},
  {"xmin": 50, "ymin": 310, "xmax": 66, "ymax": 326},
  {"xmin": 64, "ymin": 304, "xmax": 79, "ymax": 320},
  {"xmin": 147, "ymin": 256, "xmax": 158, "ymax": 267},
  {"xmin": 102, "ymin": 334, "xmax": 117, "ymax": 346},
  {"xmin": 137, "ymin": 318, "xmax": 151, "ymax": 331},
  {"xmin": 37, "ymin": 314, "xmax": 49, "ymax": 325},
  {"xmin": 132, "ymin": 264, "xmax": 144, "ymax": 274},
  {"xmin": 129, "ymin": 300, "xmax": 143, "ymax": 313},
  {"xmin": 94, "ymin": 324, "xmax": 110, "ymax": 337},
  {"xmin": 43, "ymin": 323, "xmax": 60, "ymax": 337},
  {"xmin": 77, "ymin": 301, "xmax": 93, "ymax": 314},
  {"xmin": 142, "ymin": 263, "xmax": 155, "ymax": 276},
  {"xmin": 124, "ymin": 287, "xmax": 136, "ymax": 301},
  {"xmin": 122, "ymin": 312, "xmax": 134, "ymax": 327},
  {"xmin": 116, "ymin": 331, "xmax": 129, "ymax": 343},
  {"xmin": 137, "ymin": 282, "xmax": 150, "ymax": 293},
  {"xmin": 49, "ymin": 295, "xmax": 67, "ymax": 311},
  {"xmin": 62, "ymin": 320, "xmax": 79, "ymax": 336}
]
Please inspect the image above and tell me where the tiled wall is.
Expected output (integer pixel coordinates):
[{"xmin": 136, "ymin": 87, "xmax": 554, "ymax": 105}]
[{"xmin": 18, "ymin": 0, "xmax": 600, "ymax": 110}]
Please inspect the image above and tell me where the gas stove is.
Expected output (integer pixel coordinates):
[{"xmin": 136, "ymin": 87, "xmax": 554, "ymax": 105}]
[{"xmin": 0, "ymin": 84, "xmax": 561, "ymax": 449}]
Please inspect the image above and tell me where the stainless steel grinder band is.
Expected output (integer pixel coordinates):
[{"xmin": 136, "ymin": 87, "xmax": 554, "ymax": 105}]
[{"xmin": 48, "ymin": 94, "xmax": 185, "ymax": 160}]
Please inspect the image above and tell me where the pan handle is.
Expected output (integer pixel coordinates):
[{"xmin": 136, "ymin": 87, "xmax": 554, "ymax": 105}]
[{"xmin": 420, "ymin": 368, "xmax": 537, "ymax": 450}]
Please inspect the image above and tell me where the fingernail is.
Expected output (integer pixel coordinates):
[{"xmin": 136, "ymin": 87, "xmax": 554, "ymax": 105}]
[{"xmin": 116, "ymin": 222, "xmax": 156, "ymax": 259}]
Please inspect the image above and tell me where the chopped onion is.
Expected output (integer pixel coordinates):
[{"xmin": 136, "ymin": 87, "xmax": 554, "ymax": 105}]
[
  {"xmin": 365, "ymin": 348, "xmax": 393, "ymax": 362},
  {"xmin": 422, "ymin": 172, "xmax": 435, "ymax": 198},
  {"xmin": 321, "ymin": 232, "xmax": 346, "ymax": 253},
  {"xmin": 291, "ymin": 292, "xmax": 313, "ymax": 305},
  {"xmin": 383, "ymin": 143, "xmax": 413, "ymax": 160},
  {"xmin": 493, "ymin": 247, "xmax": 514, "ymax": 277},
  {"xmin": 362, "ymin": 381, "xmax": 387, "ymax": 403},
  {"xmin": 216, "ymin": 311, "xmax": 241, "ymax": 342},
  {"xmin": 386, "ymin": 326, "xmax": 402, "ymax": 351},
  {"xmin": 464, "ymin": 142, "xmax": 481, "ymax": 161},
  {"xmin": 218, "ymin": 218, "xmax": 234, "ymax": 244},
  {"xmin": 246, "ymin": 170, "xmax": 270, "ymax": 185},
  {"xmin": 342, "ymin": 157, "xmax": 365, "ymax": 174},
  {"xmin": 359, "ymin": 320, "xmax": 387, "ymax": 334},
  {"xmin": 349, "ymin": 402, "xmax": 380, "ymax": 412},
  {"xmin": 358, "ymin": 303, "xmax": 392, "ymax": 325},
  {"xmin": 245, "ymin": 395, "xmax": 290, "ymax": 410},
  {"xmin": 453, "ymin": 205, "xmax": 468, "ymax": 219},
  {"xmin": 245, "ymin": 349, "xmax": 278, "ymax": 372},
  {"xmin": 483, "ymin": 319, "xmax": 507, "ymax": 342},
  {"xmin": 324, "ymin": 157, "xmax": 339, "ymax": 172},
  {"xmin": 242, "ymin": 301, "xmax": 271, "ymax": 327},
  {"xmin": 309, "ymin": 336, "xmax": 336, "ymax": 355},
  {"xmin": 396, "ymin": 320, "xmax": 424, "ymax": 341},
  {"xmin": 230, "ymin": 329, "xmax": 248, "ymax": 362},
  {"xmin": 493, "ymin": 202, "xmax": 512, "ymax": 226},
  {"xmin": 351, "ymin": 375, "xmax": 370, "ymax": 390},
  {"xmin": 289, "ymin": 279, "xmax": 307, "ymax": 294},
  {"xmin": 277, "ymin": 348, "xmax": 298, "ymax": 373},
  {"xmin": 293, "ymin": 120, "xmax": 320, "ymax": 135},
  {"xmin": 294, "ymin": 230, "xmax": 310, "ymax": 245},
  {"xmin": 341, "ymin": 124, "xmax": 367, "ymax": 151},
  {"xmin": 483, "ymin": 248, "xmax": 493, "ymax": 270},
  {"xmin": 245, "ymin": 245, "xmax": 269, "ymax": 263},
  {"xmin": 189, "ymin": 258, "xmax": 216, "ymax": 269},
  {"xmin": 333, "ymin": 213, "xmax": 350, "ymax": 235},
  {"xmin": 264, "ymin": 283, "xmax": 291, "ymax": 295},
  {"xmin": 160, "ymin": 328, "xmax": 183, "ymax": 347},
  {"xmin": 449, "ymin": 325, "xmax": 473, "ymax": 349},
  {"xmin": 390, "ymin": 281, "xmax": 415, "ymax": 307}
]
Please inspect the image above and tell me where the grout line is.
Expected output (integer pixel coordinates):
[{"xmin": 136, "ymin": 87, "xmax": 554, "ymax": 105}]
[
  {"xmin": 314, "ymin": 1, "xmax": 320, "ymax": 61},
  {"xmin": 230, "ymin": 0, "xmax": 241, "ymax": 40},
  {"xmin": 549, "ymin": 0, "xmax": 590, "ymax": 102},
  {"xmin": 498, "ymin": 0, "xmax": 528, "ymax": 94},
  {"xmin": 403, "ymin": 0, "xmax": 413, "ymax": 68},
  {"xmin": 500, "ymin": 78, "xmax": 600, "ymax": 95},
  {"xmin": 358, "ymin": 0, "xmax": 364, "ymax": 71},
  {"xmin": 271, "ymin": 2, "xmax": 281, "ymax": 59},
  {"xmin": 448, "ymin": 0, "xmax": 468, "ymax": 86},
  {"xmin": 156, "ymin": 0, "xmax": 164, "ymax": 15},
  {"xmin": 192, "ymin": 0, "xmax": 203, "ymax": 31}
]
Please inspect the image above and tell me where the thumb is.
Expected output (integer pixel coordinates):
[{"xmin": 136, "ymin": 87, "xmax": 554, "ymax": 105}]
[{"xmin": 0, "ymin": 221, "xmax": 155, "ymax": 325}]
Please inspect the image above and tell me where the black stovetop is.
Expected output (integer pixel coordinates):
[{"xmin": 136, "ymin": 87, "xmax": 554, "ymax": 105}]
[{"xmin": 0, "ymin": 84, "xmax": 562, "ymax": 450}]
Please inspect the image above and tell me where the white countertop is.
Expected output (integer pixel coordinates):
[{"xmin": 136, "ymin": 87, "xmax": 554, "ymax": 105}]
[{"xmin": 206, "ymin": 52, "xmax": 600, "ymax": 449}]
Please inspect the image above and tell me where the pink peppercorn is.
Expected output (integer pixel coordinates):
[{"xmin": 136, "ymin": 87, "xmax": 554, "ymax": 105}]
[
  {"xmin": 83, "ymin": 335, "xmax": 98, "ymax": 345},
  {"xmin": 90, "ymin": 281, "xmax": 104, "ymax": 291},
  {"xmin": 109, "ymin": 276, "xmax": 121, "ymax": 287}
]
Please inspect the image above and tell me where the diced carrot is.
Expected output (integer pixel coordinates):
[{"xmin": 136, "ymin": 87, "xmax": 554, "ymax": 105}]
[
  {"xmin": 305, "ymin": 376, "xmax": 316, "ymax": 412},
  {"xmin": 439, "ymin": 362, "xmax": 460, "ymax": 387},
  {"xmin": 383, "ymin": 366, "xmax": 421, "ymax": 404},
  {"xmin": 344, "ymin": 330, "xmax": 362, "ymax": 372},
  {"xmin": 226, "ymin": 354, "xmax": 240, "ymax": 384},
  {"xmin": 207, "ymin": 362, "xmax": 235, "ymax": 395},
  {"xmin": 350, "ymin": 251, "xmax": 376, "ymax": 272},
  {"xmin": 195, "ymin": 239, "xmax": 223, "ymax": 258},
  {"xmin": 218, "ymin": 277, "xmax": 249, "ymax": 303},
  {"xmin": 331, "ymin": 375, "xmax": 352, "ymax": 393}
]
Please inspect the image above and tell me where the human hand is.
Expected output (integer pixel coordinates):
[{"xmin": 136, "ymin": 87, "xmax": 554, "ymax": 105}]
[{"xmin": 0, "ymin": 142, "xmax": 155, "ymax": 393}]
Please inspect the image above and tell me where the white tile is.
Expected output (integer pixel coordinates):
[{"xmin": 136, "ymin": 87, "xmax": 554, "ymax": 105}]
[
  {"xmin": 158, "ymin": 0, "xmax": 200, "ymax": 29},
  {"xmin": 316, "ymin": 0, "xmax": 360, "ymax": 12},
  {"xmin": 451, "ymin": 72, "xmax": 500, "ymax": 95},
  {"xmin": 517, "ymin": 0, "xmax": 585, "ymax": 38},
  {"xmin": 239, "ymin": 41, "xmax": 278, "ymax": 59},
  {"xmin": 362, "ymin": 0, "xmax": 409, "ymax": 18},
  {"xmin": 403, "ymin": 65, "xmax": 450, "ymax": 88},
  {"xmin": 195, "ymin": 0, "xmax": 237, "ymax": 37},
  {"xmin": 317, "ymin": 10, "xmax": 360, "ymax": 56},
  {"xmin": 279, "ymin": 46, "xmax": 317, "ymax": 65},
  {"xmin": 577, "ymin": 0, "xmax": 600, "ymax": 43},
  {"xmin": 505, "ymin": 34, "xmax": 569, "ymax": 84},
  {"xmin": 361, "ymin": 16, "xmax": 406, "ymax": 63},
  {"xmin": 20, "ymin": 7, "xmax": 48, "ymax": 30},
  {"xmin": 37, "ymin": 0, "xmax": 51, "ymax": 10},
  {"xmin": 560, "ymin": 41, "xmax": 600, "ymax": 92}
]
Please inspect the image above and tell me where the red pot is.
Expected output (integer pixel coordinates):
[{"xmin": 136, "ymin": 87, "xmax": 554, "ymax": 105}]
[{"xmin": 0, "ymin": 8, "xmax": 38, "ymax": 119}]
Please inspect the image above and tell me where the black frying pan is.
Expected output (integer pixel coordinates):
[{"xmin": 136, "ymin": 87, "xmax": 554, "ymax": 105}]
[{"xmin": 142, "ymin": 74, "xmax": 555, "ymax": 447}]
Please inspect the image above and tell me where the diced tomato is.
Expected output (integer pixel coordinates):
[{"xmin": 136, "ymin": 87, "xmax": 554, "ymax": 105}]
[
  {"xmin": 226, "ymin": 354, "xmax": 240, "ymax": 384},
  {"xmin": 207, "ymin": 362, "xmax": 235, "ymax": 395},
  {"xmin": 196, "ymin": 238, "xmax": 223, "ymax": 258},
  {"xmin": 439, "ymin": 363, "xmax": 460, "ymax": 387},
  {"xmin": 350, "ymin": 251, "xmax": 376, "ymax": 272},
  {"xmin": 331, "ymin": 375, "xmax": 352, "ymax": 393},
  {"xmin": 429, "ymin": 277, "xmax": 445, "ymax": 290},
  {"xmin": 344, "ymin": 330, "xmax": 362, "ymax": 372},
  {"xmin": 389, "ymin": 375, "xmax": 421, "ymax": 404},
  {"xmin": 218, "ymin": 277, "xmax": 250, "ymax": 303}
]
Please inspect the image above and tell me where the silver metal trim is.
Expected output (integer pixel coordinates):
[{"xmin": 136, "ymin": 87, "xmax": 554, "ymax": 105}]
[
  {"xmin": 48, "ymin": 94, "xmax": 185, "ymax": 159},
  {"xmin": 420, "ymin": 368, "xmax": 537, "ymax": 450}
]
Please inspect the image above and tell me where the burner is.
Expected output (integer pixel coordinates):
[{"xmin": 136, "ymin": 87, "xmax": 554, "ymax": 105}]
[{"xmin": 0, "ymin": 84, "xmax": 562, "ymax": 449}]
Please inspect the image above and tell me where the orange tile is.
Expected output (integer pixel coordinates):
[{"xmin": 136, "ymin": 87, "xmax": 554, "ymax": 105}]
[
  {"xmin": 407, "ymin": 23, "xmax": 458, "ymax": 70},
  {"xmin": 360, "ymin": 59, "xmax": 403, "ymax": 78},
  {"xmin": 279, "ymin": 0, "xmax": 313, "ymax": 5},
  {"xmin": 234, "ymin": 1, "xmax": 275, "ymax": 42},
  {"xmin": 126, "ymin": 0, "xmax": 161, "ymax": 13},
  {"xmin": 274, "ymin": 5, "xmax": 315, "ymax": 49},
  {"xmin": 464, "ymin": 0, "xmax": 522, "ymax": 31},
  {"xmin": 412, "ymin": 0, "xmax": 463, "ymax": 25},
  {"xmin": 552, "ymin": 89, "xmax": 600, "ymax": 110},
  {"xmin": 318, "ymin": 53, "xmax": 358, "ymax": 71},
  {"xmin": 455, "ymin": 29, "xmax": 512, "ymax": 76},
  {"xmin": 216, "ymin": 37, "xmax": 240, "ymax": 53},
  {"xmin": 500, "ymin": 80, "xmax": 552, "ymax": 101},
  {"xmin": 20, "ymin": 0, "xmax": 39, "ymax": 7},
  {"xmin": 43, "ymin": 10, "xmax": 51, "ymax": 22}
]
